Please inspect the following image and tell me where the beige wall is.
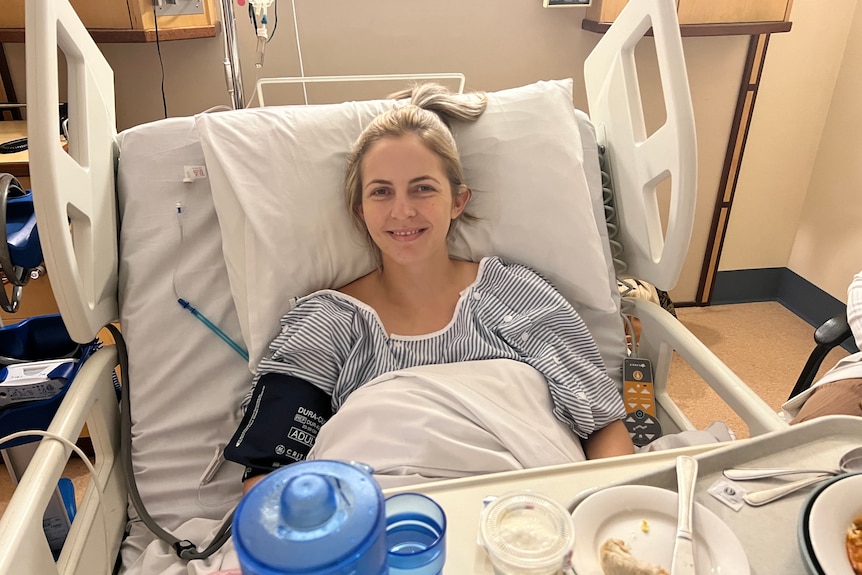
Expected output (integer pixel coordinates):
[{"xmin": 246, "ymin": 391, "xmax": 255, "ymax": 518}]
[
  {"xmin": 786, "ymin": 2, "xmax": 862, "ymax": 300},
  {"xmin": 6, "ymin": 0, "xmax": 838, "ymax": 302},
  {"xmin": 720, "ymin": 0, "xmax": 858, "ymax": 296}
]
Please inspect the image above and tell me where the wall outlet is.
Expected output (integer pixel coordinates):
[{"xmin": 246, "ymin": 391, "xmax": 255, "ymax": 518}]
[{"xmin": 155, "ymin": 0, "xmax": 205, "ymax": 16}]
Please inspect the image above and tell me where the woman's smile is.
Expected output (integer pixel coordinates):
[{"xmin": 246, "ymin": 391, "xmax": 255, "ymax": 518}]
[{"xmin": 387, "ymin": 228, "xmax": 428, "ymax": 241}]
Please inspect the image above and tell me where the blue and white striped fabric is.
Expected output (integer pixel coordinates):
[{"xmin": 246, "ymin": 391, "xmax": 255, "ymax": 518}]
[{"xmin": 254, "ymin": 256, "xmax": 625, "ymax": 438}]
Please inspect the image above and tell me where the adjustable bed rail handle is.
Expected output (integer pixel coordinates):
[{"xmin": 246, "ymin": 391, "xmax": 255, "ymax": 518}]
[
  {"xmin": 25, "ymin": 0, "xmax": 119, "ymax": 344},
  {"xmin": 584, "ymin": 0, "xmax": 697, "ymax": 292}
]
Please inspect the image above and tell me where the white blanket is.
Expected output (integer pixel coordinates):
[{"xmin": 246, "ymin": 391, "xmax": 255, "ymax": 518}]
[
  {"xmin": 308, "ymin": 359, "xmax": 587, "ymax": 487},
  {"xmin": 119, "ymin": 359, "xmax": 730, "ymax": 574}
]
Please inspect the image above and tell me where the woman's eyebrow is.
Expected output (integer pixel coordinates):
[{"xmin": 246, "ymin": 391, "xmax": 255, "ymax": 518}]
[
  {"xmin": 364, "ymin": 178, "xmax": 392, "ymax": 190},
  {"xmin": 409, "ymin": 175, "xmax": 440, "ymax": 184},
  {"xmin": 364, "ymin": 175, "xmax": 440, "ymax": 190}
]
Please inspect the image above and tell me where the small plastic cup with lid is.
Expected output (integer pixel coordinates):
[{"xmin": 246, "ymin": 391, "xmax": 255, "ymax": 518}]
[
  {"xmin": 478, "ymin": 490, "xmax": 575, "ymax": 575},
  {"xmin": 385, "ymin": 492, "xmax": 447, "ymax": 575}
]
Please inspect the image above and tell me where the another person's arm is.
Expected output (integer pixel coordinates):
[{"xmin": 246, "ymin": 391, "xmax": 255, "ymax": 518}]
[
  {"xmin": 848, "ymin": 270, "xmax": 862, "ymax": 350},
  {"xmin": 583, "ymin": 419, "xmax": 635, "ymax": 459},
  {"xmin": 787, "ymin": 269, "xmax": 862, "ymax": 425}
]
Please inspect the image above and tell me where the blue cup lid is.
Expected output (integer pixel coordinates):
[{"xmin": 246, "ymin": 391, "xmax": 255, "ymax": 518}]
[{"xmin": 233, "ymin": 460, "xmax": 387, "ymax": 575}]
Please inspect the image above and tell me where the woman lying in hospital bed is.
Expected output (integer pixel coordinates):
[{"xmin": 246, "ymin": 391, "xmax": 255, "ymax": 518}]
[{"xmin": 225, "ymin": 84, "xmax": 636, "ymax": 492}]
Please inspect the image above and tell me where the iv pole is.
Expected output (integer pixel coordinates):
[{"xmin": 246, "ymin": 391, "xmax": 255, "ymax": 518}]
[{"xmin": 219, "ymin": 0, "xmax": 245, "ymax": 109}]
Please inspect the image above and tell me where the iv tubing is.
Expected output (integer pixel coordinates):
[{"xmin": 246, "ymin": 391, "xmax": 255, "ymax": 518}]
[{"xmin": 178, "ymin": 298, "xmax": 249, "ymax": 361}]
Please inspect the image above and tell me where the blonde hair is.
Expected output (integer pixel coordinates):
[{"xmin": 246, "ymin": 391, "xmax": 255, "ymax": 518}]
[{"xmin": 345, "ymin": 83, "xmax": 488, "ymax": 260}]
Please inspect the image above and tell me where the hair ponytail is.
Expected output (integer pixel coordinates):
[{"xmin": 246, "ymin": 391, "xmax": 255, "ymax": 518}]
[{"xmin": 387, "ymin": 83, "xmax": 488, "ymax": 127}]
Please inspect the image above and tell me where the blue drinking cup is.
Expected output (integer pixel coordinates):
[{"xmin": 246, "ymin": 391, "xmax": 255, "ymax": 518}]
[{"xmin": 385, "ymin": 492, "xmax": 447, "ymax": 575}]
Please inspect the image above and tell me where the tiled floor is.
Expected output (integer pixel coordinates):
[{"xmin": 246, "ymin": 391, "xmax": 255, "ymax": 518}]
[{"xmin": 668, "ymin": 301, "xmax": 848, "ymax": 437}]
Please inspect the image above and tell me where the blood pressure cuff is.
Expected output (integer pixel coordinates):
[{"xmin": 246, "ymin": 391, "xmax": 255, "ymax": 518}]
[{"xmin": 224, "ymin": 372, "xmax": 332, "ymax": 481}]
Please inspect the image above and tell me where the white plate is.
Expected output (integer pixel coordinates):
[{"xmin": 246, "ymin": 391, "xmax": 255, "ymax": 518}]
[
  {"xmin": 807, "ymin": 473, "xmax": 862, "ymax": 575},
  {"xmin": 571, "ymin": 485, "xmax": 749, "ymax": 575}
]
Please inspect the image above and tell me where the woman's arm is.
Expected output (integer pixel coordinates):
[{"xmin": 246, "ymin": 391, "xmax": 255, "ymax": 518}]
[
  {"xmin": 583, "ymin": 419, "xmax": 635, "ymax": 459},
  {"xmin": 243, "ymin": 474, "xmax": 266, "ymax": 494},
  {"xmin": 224, "ymin": 373, "xmax": 333, "ymax": 491}
]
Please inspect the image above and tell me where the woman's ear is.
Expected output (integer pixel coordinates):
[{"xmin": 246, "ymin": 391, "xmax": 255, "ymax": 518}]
[
  {"xmin": 451, "ymin": 185, "xmax": 471, "ymax": 218},
  {"xmin": 354, "ymin": 203, "xmax": 365, "ymax": 221}
]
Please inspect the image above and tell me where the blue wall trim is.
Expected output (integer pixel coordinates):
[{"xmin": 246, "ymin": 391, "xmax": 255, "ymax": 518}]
[
  {"xmin": 712, "ymin": 268, "xmax": 783, "ymax": 304},
  {"xmin": 712, "ymin": 267, "xmax": 858, "ymax": 354}
]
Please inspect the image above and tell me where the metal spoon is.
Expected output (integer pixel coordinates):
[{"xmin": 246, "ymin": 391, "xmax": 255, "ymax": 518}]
[
  {"xmin": 738, "ymin": 446, "xmax": 862, "ymax": 507},
  {"xmin": 722, "ymin": 445, "xmax": 862, "ymax": 481}
]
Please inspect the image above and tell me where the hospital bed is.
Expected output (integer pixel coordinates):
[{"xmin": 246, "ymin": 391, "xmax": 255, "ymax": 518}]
[{"xmin": 0, "ymin": 0, "xmax": 788, "ymax": 573}]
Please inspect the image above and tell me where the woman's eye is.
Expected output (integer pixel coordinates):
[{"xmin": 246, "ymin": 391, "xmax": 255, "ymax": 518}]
[
  {"xmin": 416, "ymin": 184, "xmax": 435, "ymax": 193},
  {"xmin": 371, "ymin": 188, "xmax": 389, "ymax": 196}
]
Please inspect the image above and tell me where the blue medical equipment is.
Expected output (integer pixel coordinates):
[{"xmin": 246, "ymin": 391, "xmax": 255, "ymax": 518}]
[
  {"xmin": 0, "ymin": 314, "xmax": 100, "ymax": 559},
  {"xmin": 0, "ymin": 169, "xmax": 98, "ymax": 560},
  {"xmin": 0, "ymin": 174, "xmax": 43, "ymax": 313}
]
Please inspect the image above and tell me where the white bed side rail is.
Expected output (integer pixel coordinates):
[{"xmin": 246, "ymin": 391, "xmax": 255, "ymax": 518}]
[
  {"xmin": 584, "ymin": 0, "xmax": 697, "ymax": 291},
  {"xmin": 26, "ymin": 0, "xmax": 119, "ymax": 344},
  {"xmin": 626, "ymin": 297, "xmax": 788, "ymax": 436},
  {"xmin": 0, "ymin": 347, "xmax": 126, "ymax": 575}
]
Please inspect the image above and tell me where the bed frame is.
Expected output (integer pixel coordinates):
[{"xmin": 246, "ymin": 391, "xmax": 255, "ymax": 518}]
[{"xmin": 0, "ymin": 0, "xmax": 787, "ymax": 573}]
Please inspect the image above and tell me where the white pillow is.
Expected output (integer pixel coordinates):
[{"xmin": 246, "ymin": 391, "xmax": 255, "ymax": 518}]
[{"xmin": 197, "ymin": 79, "xmax": 617, "ymax": 370}]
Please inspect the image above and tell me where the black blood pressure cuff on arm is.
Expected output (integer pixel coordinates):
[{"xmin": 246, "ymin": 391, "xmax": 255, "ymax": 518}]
[{"xmin": 224, "ymin": 373, "xmax": 332, "ymax": 481}]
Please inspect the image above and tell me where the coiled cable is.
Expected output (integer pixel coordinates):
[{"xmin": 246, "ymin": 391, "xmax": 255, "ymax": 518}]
[{"xmin": 598, "ymin": 144, "xmax": 627, "ymax": 279}]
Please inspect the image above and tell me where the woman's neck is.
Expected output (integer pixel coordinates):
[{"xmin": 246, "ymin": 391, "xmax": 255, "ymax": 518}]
[
  {"xmin": 338, "ymin": 253, "xmax": 479, "ymax": 336},
  {"xmin": 376, "ymin": 255, "xmax": 466, "ymax": 307}
]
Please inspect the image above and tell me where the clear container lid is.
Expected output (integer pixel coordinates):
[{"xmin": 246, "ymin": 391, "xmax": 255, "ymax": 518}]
[{"xmin": 478, "ymin": 491, "xmax": 575, "ymax": 574}]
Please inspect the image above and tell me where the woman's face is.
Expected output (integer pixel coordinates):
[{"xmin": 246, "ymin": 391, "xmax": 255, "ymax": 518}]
[{"xmin": 358, "ymin": 134, "xmax": 468, "ymax": 267}]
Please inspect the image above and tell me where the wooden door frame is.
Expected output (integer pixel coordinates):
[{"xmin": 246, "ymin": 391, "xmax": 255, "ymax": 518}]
[{"xmin": 695, "ymin": 34, "xmax": 771, "ymax": 305}]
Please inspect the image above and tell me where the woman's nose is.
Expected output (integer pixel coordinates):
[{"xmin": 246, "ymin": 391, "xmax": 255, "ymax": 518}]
[{"xmin": 390, "ymin": 192, "xmax": 416, "ymax": 219}]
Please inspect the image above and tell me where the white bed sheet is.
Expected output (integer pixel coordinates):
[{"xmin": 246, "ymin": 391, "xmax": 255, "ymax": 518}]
[{"xmin": 116, "ymin": 118, "xmax": 248, "ymax": 571}]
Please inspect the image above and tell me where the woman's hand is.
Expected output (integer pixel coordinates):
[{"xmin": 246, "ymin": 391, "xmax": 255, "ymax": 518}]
[
  {"xmin": 583, "ymin": 419, "xmax": 635, "ymax": 460},
  {"xmin": 243, "ymin": 474, "xmax": 267, "ymax": 494}
]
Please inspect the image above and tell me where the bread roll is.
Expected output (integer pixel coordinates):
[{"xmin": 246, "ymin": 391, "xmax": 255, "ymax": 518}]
[
  {"xmin": 848, "ymin": 515, "xmax": 862, "ymax": 575},
  {"xmin": 599, "ymin": 538, "xmax": 669, "ymax": 575}
]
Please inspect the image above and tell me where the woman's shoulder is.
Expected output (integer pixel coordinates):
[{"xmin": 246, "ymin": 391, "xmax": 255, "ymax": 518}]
[
  {"xmin": 336, "ymin": 270, "xmax": 376, "ymax": 301},
  {"xmin": 282, "ymin": 289, "xmax": 369, "ymax": 330},
  {"xmin": 478, "ymin": 256, "xmax": 559, "ymax": 293},
  {"xmin": 472, "ymin": 256, "xmax": 569, "ymax": 315}
]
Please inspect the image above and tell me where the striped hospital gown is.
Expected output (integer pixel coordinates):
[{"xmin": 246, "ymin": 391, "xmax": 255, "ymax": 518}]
[{"xmin": 254, "ymin": 256, "xmax": 626, "ymax": 438}]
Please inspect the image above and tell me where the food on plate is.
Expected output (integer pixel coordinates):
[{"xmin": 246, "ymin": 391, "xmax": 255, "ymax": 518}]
[
  {"xmin": 640, "ymin": 519, "xmax": 650, "ymax": 534},
  {"xmin": 600, "ymin": 538, "xmax": 669, "ymax": 575},
  {"xmin": 848, "ymin": 514, "xmax": 862, "ymax": 575}
]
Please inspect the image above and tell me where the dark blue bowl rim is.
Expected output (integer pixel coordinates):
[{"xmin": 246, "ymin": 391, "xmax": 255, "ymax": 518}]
[{"xmin": 797, "ymin": 471, "xmax": 862, "ymax": 575}]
